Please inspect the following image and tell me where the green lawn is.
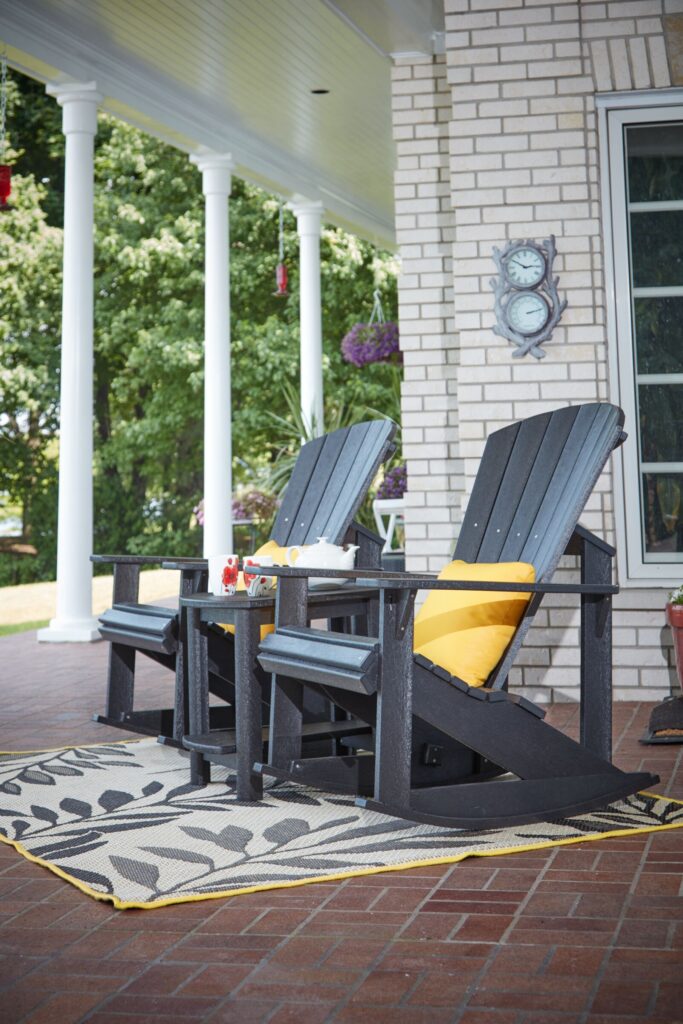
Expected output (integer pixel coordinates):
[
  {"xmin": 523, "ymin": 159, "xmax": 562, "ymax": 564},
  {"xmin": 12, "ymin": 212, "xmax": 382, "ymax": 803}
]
[{"xmin": 0, "ymin": 619, "xmax": 50, "ymax": 637}]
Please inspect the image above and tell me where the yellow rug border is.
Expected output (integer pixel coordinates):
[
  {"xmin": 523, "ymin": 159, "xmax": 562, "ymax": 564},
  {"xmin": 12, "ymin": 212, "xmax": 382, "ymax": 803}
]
[
  {"xmin": 0, "ymin": 787, "xmax": 680, "ymax": 911},
  {"xmin": 0, "ymin": 737, "xmax": 143, "ymax": 756},
  {"xmin": 1, "ymin": 742, "xmax": 681, "ymax": 911}
]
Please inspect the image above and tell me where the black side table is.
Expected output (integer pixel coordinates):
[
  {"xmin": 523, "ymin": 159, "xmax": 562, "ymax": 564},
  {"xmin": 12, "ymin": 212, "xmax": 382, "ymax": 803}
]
[
  {"xmin": 181, "ymin": 591, "xmax": 274, "ymax": 800},
  {"xmin": 180, "ymin": 586, "xmax": 378, "ymax": 801}
]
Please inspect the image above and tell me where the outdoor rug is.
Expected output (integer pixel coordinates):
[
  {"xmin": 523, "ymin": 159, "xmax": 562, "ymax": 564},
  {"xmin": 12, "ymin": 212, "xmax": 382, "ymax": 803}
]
[{"xmin": 1, "ymin": 738, "xmax": 681, "ymax": 910}]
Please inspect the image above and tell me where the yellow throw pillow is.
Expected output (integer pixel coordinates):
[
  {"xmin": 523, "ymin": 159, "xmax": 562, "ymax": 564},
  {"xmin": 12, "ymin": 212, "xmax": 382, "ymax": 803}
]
[
  {"xmin": 220, "ymin": 540, "xmax": 305, "ymax": 640},
  {"xmin": 413, "ymin": 559, "xmax": 535, "ymax": 687}
]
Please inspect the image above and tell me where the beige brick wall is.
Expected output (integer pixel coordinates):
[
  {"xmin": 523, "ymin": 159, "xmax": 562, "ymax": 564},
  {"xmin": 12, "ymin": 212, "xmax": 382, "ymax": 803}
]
[
  {"xmin": 392, "ymin": 0, "xmax": 680, "ymax": 701},
  {"xmin": 391, "ymin": 56, "xmax": 461, "ymax": 573}
]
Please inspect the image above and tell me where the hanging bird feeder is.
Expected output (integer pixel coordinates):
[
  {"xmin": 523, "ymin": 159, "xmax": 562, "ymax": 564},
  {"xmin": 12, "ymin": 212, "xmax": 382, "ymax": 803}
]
[
  {"xmin": 273, "ymin": 204, "xmax": 288, "ymax": 296},
  {"xmin": 0, "ymin": 55, "xmax": 11, "ymax": 212}
]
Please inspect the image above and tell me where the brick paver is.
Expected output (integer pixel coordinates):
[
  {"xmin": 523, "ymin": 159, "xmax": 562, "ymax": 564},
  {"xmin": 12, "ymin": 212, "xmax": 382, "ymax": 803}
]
[{"xmin": 0, "ymin": 630, "xmax": 681, "ymax": 1023}]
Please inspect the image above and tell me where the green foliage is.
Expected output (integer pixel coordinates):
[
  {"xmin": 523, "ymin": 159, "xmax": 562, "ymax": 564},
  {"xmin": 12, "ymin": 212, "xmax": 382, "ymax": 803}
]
[
  {"xmin": 1, "ymin": 70, "xmax": 399, "ymax": 581},
  {"xmin": 0, "ymin": 168, "xmax": 62, "ymax": 574},
  {"xmin": 4, "ymin": 74, "xmax": 65, "ymax": 226}
]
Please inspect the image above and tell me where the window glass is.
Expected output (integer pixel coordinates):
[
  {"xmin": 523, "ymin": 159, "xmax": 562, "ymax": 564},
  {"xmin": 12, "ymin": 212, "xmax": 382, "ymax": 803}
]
[
  {"xmin": 634, "ymin": 297, "xmax": 683, "ymax": 375},
  {"xmin": 631, "ymin": 211, "xmax": 683, "ymax": 287},
  {"xmin": 625, "ymin": 121, "xmax": 683, "ymax": 564},
  {"xmin": 642, "ymin": 473, "xmax": 683, "ymax": 554},
  {"xmin": 638, "ymin": 385, "xmax": 683, "ymax": 463},
  {"xmin": 627, "ymin": 123, "xmax": 683, "ymax": 202}
]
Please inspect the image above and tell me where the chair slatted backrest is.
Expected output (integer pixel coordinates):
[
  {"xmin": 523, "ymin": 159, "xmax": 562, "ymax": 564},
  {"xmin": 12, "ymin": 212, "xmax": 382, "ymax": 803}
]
[
  {"xmin": 270, "ymin": 419, "xmax": 396, "ymax": 547},
  {"xmin": 452, "ymin": 403, "xmax": 625, "ymax": 687}
]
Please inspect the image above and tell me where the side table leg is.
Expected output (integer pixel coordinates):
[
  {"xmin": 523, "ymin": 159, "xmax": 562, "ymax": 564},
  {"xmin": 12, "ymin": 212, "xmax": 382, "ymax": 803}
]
[
  {"xmin": 234, "ymin": 609, "xmax": 264, "ymax": 802},
  {"xmin": 186, "ymin": 606, "xmax": 211, "ymax": 786}
]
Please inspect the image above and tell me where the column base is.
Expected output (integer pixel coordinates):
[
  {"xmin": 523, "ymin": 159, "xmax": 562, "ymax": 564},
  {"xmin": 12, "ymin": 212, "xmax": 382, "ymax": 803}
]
[{"xmin": 37, "ymin": 617, "xmax": 102, "ymax": 643}]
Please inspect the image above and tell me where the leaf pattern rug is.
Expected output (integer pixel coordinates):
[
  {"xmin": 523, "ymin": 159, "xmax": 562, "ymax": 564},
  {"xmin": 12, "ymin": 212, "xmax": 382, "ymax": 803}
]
[{"xmin": 0, "ymin": 739, "xmax": 681, "ymax": 909}]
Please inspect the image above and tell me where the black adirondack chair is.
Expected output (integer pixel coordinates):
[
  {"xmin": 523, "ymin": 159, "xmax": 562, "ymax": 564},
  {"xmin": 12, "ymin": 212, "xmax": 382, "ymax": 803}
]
[
  {"xmin": 92, "ymin": 418, "xmax": 396, "ymax": 745},
  {"xmin": 255, "ymin": 404, "xmax": 659, "ymax": 828}
]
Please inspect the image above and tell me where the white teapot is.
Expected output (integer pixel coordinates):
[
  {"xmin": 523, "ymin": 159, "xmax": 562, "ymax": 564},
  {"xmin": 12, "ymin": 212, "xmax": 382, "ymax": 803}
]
[{"xmin": 286, "ymin": 536, "xmax": 359, "ymax": 587}]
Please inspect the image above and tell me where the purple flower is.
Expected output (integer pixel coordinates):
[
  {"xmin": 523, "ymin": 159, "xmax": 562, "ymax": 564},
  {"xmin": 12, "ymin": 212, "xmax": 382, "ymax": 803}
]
[
  {"xmin": 341, "ymin": 321, "xmax": 401, "ymax": 367},
  {"xmin": 233, "ymin": 490, "xmax": 278, "ymax": 522},
  {"xmin": 194, "ymin": 490, "xmax": 278, "ymax": 526},
  {"xmin": 376, "ymin": 463, "xmax": 407, "ymax": 500}
]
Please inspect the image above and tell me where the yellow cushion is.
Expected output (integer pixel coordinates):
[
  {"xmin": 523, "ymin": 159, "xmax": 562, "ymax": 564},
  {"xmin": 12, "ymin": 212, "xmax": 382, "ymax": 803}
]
[
  {"xmin": 413, "ymin": 560, "xmax": 535, "ymax": 687},
  {"xmin": 249, "ymin": 539, "xmax": 291, "ymax": 564},
  {"xmin": 220, "ymin": 540, "xmax": 301, "ymax": 640}
]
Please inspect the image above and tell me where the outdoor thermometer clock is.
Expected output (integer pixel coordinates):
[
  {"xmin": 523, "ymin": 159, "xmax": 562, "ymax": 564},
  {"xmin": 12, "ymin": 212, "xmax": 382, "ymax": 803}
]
[{"xmin": 490, "ymin": 235, "xmax": 567, "ymax": 359}]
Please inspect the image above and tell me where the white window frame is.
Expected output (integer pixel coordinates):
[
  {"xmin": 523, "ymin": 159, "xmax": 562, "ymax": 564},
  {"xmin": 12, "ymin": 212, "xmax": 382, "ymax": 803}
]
[{"xmin": 598, "ymin": 89, "xmax": 683, "ymax": 586}]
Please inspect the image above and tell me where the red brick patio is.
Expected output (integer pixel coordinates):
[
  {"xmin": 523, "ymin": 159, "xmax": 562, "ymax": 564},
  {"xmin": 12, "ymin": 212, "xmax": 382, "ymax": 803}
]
[{"xmin": 0, "ymin": 628, "xmax": 681, "ymax": 1023}]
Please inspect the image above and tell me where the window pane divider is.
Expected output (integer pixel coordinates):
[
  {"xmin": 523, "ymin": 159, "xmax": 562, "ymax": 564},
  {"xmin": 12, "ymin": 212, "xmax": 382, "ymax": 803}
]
[
  {"xmin": 629, "ymin": 200, "xmax": 683, "ymax": 212},
  {"xmin": 637, "ymin": 373, "xmax": 683, "ymax": 384},
  {"xmin": 633, "ymin": 286, "xmax": 683, "ymax": 297},
  {"xmin": 640, "ymin": 462, "xmax": 683, "ymax": 473}
]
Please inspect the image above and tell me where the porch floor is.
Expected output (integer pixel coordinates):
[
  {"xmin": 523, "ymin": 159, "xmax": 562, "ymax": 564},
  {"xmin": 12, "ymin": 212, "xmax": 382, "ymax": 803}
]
[{"xmin": 0, "ymin": 629, "xmax": 681, "ymax": 1024}]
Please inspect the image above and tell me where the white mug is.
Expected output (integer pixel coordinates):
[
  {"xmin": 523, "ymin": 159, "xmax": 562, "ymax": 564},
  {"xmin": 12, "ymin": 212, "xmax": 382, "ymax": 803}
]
[
  {"xmin": 243, "ymin": 554, "xmax": 276, "ymax": 597},
  {"xmin": 208, "ymin": 554, "xmax": 240, "ymax": 596}
]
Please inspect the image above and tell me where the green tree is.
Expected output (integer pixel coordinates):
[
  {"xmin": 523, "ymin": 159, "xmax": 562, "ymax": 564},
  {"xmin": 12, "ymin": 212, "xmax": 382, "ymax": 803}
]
[
  {"xmin": 1, "ymin": 70, "xmax": 398, "ymax": 578},
  {"xmin": 0, "ymin": 170, "xmax": 62, "ymax": 581}
]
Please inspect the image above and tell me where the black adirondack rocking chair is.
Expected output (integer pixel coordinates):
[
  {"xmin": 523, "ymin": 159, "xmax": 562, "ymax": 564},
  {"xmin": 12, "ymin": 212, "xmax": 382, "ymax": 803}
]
[
  {"xmin": 92, "ymin": 418, "xmax": 396, "ymax": 745},
  {"xmin": 255, "ymin": 404, "xmax": 659, "ymax": 828}
]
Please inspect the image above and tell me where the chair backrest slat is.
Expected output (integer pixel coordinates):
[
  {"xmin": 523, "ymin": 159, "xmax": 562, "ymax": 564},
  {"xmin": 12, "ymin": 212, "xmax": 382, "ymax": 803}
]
[
  {"xmin": 271, "ymin": 436, "xmax": 326, "ymax": 545},
  {"xmin": 498, "ymin": 405, "xmax": 580, "ymax": 565},
  {"xmin": 527, "ymin": 403, "xmax": 619, "ymax": 576},
  {"xmin": 270, "ymin": 420, "xmax": 396, "ymax": 547},
  {"xmin": 451, "ymin": 402, "xmax": 624, "ymax": 688},
  {"xmin": 310, "ymin": 420, "xmax": 388, "ymax": 544},
  {"xmin": 454, "ymin": 420, "xmax": 521, "ymax": 563},
  {"xmin": 455, "ymin": 403, "xmax": 624, "ymax": 582},
  {"xmin": 285, "ymin": 427, "xmax": 351, "ymax": 545},
  {"xmin": 476, "ymin": 411, "xmax": 553, "ymax": 563}
]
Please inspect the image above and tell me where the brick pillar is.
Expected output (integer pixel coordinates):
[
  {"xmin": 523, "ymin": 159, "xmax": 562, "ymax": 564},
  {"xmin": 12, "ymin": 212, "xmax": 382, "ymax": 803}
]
[{"xmin": 391, "ymin": 55, "xmax": 461, "ymax": 572}]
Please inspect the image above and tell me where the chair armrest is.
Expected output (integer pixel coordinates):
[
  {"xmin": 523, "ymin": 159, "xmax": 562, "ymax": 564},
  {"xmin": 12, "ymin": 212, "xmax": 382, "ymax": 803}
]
[
  {"xmin": 264, "ymin": 564, "xmax": 617, "ymax": 595},
  {"xmin": 91, "ymin": 554, "xmax": 180, "ymax": 566},
  {"xmin": 92, "ymin": 554, "xmax": 206, "ymax": 607}
]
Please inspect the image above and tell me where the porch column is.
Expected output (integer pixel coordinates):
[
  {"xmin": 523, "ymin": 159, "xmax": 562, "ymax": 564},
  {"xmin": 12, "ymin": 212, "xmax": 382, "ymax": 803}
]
[
  {"xmin": 190, "ymin": 152, "xmax": 234, "ymax": 557},
  {"xmin": 289, "ymin": 197, "xmax": 324, "ymax": 437},
  {"xmin": 38, "ymin": 81, "xmax": 102, "ymax": 643}
]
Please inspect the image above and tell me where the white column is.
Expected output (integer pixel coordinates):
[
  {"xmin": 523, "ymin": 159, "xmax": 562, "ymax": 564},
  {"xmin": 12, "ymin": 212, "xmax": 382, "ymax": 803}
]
[
  {"xmin": 289, "ymin": 197, "xmax": 324, "ymax": 437},
  {"xmin": 190, "ymin": 152, "xmax": 234, "ymax": 558},
  {"xmin": 38, "ymin": 82, "xmax": 102, "ymax": 643}
]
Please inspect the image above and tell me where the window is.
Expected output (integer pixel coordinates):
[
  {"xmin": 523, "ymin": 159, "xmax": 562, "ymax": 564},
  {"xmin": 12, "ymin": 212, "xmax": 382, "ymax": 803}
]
[{"xmin": 601, "ymin": 96, "xmax": 683, "ymax": 584}]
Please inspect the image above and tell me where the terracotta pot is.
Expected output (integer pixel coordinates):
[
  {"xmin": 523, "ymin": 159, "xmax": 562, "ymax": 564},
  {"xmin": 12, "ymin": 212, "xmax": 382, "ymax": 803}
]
[{"xmin": 665, "ymin": 602, "xmax": 683, "ymax": 693}]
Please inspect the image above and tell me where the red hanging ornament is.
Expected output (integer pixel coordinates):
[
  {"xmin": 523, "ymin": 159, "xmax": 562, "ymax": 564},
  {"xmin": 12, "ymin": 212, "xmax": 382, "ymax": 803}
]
[
  {"xmin": 273, "ymin": 204, "xmax": 288, "ymax": 296},
  {"xmin": 0, "ymin": 165, "xmax": 11, "ymax": 211},
  {"xmin": 0, "ymin": 56, "xmax": 10, "ymax": 212},
  {"xmin": 274, "ymin": 260, "xmax": 288, "ymax": 296}
]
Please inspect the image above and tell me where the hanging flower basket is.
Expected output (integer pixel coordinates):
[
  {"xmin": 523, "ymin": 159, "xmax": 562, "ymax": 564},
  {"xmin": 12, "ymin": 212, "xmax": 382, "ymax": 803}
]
[{"xmin": 341, "ymin": 321, "xmax": 401, "ymax": 368}]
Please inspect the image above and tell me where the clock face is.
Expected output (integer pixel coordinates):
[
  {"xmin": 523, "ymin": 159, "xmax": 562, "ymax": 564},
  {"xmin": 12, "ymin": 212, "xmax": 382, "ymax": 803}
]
[
  {"xmin": 504, "ymin": 245, "xmax": 546, "ymax": 288},
  {"xmin": 506, "ymin": 291, "xmax": 550, "ymax": 335}
]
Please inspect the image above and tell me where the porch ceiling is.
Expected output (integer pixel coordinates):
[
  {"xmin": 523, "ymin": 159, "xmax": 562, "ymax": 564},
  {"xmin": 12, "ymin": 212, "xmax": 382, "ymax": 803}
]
[{"xmin": 0, "ymin": 0, "xmax": 444, "ymax": 247}]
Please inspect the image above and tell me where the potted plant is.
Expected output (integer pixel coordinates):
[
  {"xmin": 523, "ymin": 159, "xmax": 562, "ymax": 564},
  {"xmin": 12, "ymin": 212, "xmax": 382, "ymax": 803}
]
[{"xmin": 642, "ymin": 585, "xmax": 683, "ymax": 743}]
